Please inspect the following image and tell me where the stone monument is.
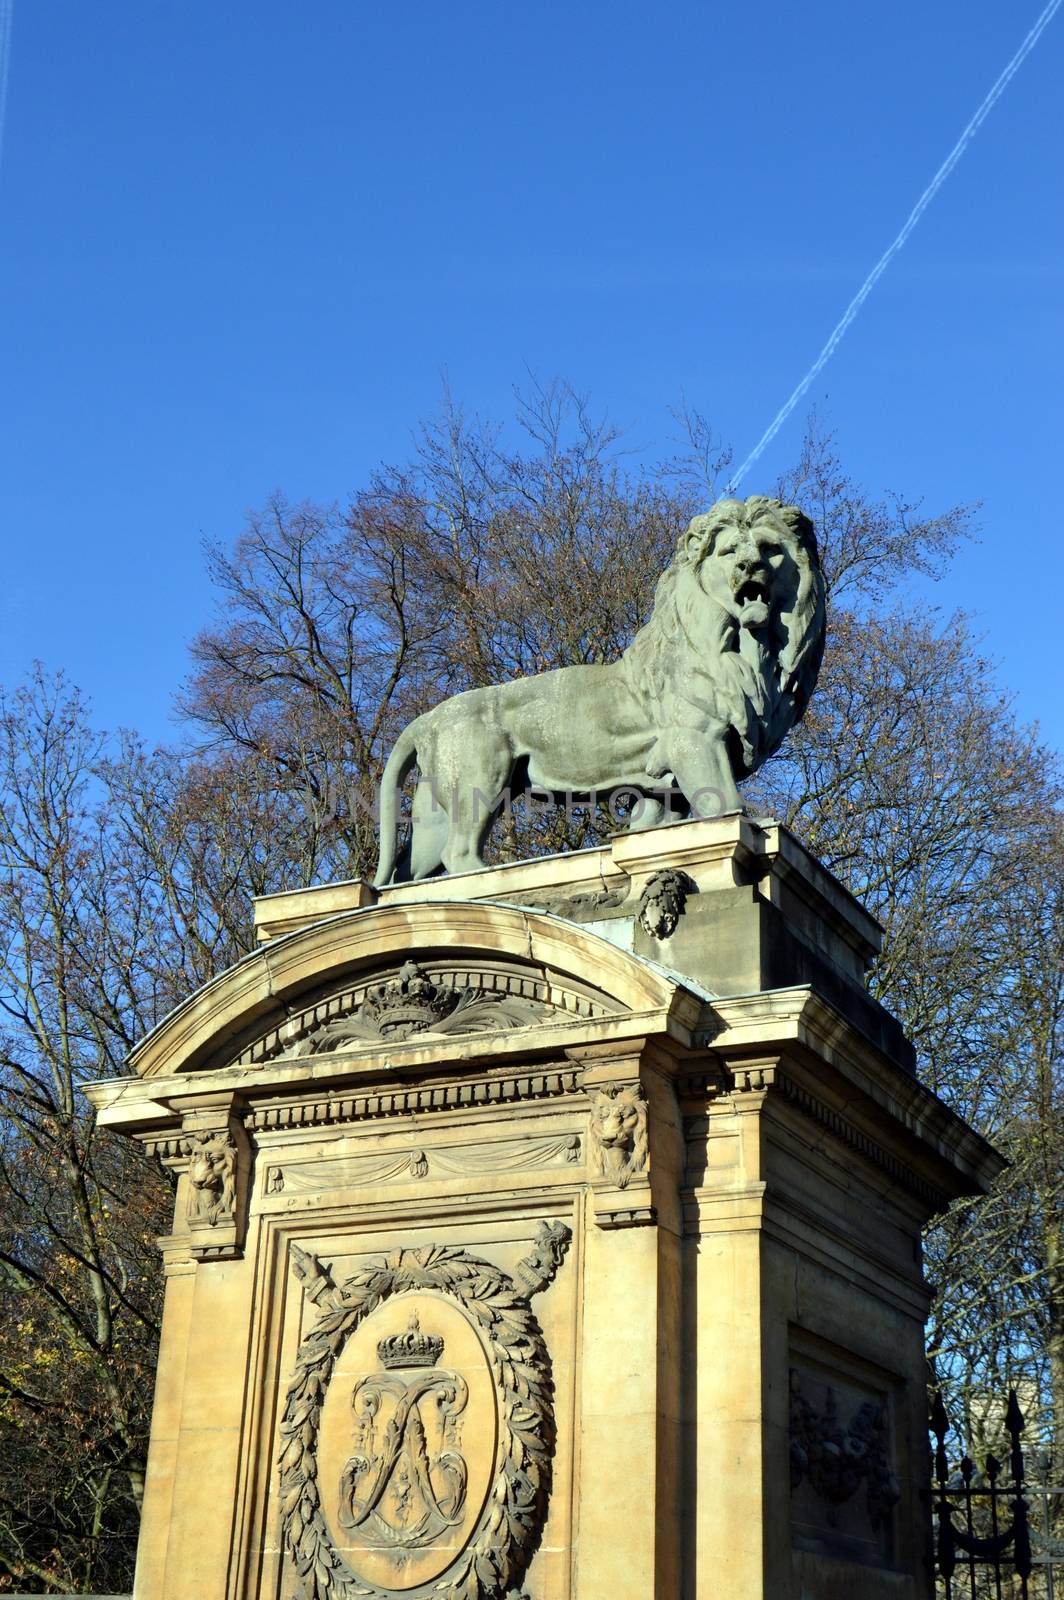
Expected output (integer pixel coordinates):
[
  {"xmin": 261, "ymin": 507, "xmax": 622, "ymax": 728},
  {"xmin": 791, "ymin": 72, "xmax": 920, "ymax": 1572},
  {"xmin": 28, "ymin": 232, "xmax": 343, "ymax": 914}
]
[{"xmin": 88, "ymin": 497, "xmax": 1003, "ymax": 1600}]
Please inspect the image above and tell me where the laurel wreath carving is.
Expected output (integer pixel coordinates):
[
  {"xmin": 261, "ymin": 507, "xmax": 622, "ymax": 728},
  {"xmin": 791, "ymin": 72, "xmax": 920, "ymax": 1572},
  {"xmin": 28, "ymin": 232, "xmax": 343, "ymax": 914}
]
[{"xmin": 278, "ymin": 1228, "xmax": 570, "ymax": 1600}]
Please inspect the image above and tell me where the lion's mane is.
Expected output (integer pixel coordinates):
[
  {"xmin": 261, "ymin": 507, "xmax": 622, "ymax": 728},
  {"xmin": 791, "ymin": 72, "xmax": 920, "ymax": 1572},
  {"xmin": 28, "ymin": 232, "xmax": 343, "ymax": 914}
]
[{"xmin": 621, "ymin": 495, "xmax": 826, "ymax": 776}]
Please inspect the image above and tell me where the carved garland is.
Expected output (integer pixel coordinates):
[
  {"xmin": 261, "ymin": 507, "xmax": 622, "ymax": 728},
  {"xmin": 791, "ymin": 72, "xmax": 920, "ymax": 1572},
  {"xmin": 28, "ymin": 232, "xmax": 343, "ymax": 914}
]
[
  {"xmin": 278, "ymin": 1230, "xmax": 570, "ymax": 1600},
  {"xmin": 637, "ymin": 868, "xmax": 693, "ymax": 939}
]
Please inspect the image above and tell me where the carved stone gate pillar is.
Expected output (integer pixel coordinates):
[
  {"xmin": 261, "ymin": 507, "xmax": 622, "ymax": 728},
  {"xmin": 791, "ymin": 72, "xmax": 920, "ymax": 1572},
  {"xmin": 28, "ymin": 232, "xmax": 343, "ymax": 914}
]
[
  {"xmin": 575, "ymin": 1046, "xmax": 684, "ymax": 1596},
  {"xmin": 88, "ymin": 815, "xmax": 1003, "ymax": 1600}
]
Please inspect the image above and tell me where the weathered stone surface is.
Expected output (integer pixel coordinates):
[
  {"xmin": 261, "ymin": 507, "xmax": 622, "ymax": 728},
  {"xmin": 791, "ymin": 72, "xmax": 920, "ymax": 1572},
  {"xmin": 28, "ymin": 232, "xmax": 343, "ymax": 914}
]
[
  {"xmin": 374, "ymin": 496, "xmax": 826, "ymax": 882},
  {"xmin": 87, "ymin": 817, "xmax": 1003, "ymax": 1600}
]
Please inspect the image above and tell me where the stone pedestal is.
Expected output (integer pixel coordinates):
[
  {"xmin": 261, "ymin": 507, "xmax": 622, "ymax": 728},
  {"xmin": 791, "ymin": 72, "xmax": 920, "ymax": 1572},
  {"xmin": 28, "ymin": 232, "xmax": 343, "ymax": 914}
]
[{"xmin": 88, "ymin": 815, "xmax": 1003, "ymax": 1600}]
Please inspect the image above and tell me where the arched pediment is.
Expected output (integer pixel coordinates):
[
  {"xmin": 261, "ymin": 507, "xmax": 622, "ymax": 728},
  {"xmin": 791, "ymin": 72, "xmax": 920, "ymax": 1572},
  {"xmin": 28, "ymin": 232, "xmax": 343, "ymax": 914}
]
[{"xmin": 128, "ymin": 901, "xmax": 693, "ymax": 1080}]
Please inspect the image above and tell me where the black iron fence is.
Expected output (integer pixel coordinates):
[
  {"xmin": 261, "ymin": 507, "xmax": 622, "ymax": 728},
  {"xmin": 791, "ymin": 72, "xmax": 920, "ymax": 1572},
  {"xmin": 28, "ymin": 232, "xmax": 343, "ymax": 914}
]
[
  {"xmin": 1029, "ymin": 1471, "xmax": 1064, "ymax": 1600},
  {"xmin": 931, "ymin": 1390, "xmax": 1064, "ymax": 1598}
]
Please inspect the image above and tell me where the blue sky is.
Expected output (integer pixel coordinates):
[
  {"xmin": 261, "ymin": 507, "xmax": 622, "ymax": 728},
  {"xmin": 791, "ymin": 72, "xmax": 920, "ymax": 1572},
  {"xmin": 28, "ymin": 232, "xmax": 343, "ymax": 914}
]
[{"xmin": 1, "ymin": 1, "xmax": 1061, "ymax": 751}]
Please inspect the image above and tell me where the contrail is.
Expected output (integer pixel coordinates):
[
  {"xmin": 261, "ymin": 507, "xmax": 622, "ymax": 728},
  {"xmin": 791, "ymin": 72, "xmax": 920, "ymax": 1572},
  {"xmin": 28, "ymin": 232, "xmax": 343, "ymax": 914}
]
[
  {"xmin": 0, "ymin": 0, "xmax": 13, "ymax": 178},
  {"xmin": 727, "ymin": 0, "xmax": 1063, "ymax": 492}
]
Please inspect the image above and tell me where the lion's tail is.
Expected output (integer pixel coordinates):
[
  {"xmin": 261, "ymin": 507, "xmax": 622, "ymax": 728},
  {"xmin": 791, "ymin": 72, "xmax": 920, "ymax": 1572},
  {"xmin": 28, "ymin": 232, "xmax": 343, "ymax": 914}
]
[{"xmin": 373, "ymin": 724, "xmax": 419, "ymax": 887}]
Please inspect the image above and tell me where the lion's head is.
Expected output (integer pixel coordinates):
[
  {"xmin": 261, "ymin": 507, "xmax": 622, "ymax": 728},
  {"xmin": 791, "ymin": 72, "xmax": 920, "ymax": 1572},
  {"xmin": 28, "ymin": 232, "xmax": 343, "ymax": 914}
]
[
  {"xmin": 623, "ymin": 494, "xmax": 825, "ymax": 777},
  {"xmin": 595, "ymin": 1093, "xmax": 642, "ymax": 1151},
  {"xmin": 590, "ymin": 1084, "xmax": 648, "ymax": 1188}
]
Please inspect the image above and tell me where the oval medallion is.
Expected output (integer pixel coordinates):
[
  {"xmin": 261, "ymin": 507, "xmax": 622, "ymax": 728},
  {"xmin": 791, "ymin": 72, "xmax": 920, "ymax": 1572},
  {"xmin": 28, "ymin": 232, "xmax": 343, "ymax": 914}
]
[
  {"xmin": 316, "ymin": 1292, "xmax": 497, "ymax": 1592},
  {"xmin": 278, "ymin": 1235, "xmax": 569, "ymax": 1600}
]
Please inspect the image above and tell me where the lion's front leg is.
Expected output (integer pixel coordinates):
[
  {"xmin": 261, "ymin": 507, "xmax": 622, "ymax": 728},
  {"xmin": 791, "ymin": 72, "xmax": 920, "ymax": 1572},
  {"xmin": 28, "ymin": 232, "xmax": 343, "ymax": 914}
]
[
  {"xmin": 630, "ymin": 792, "xmax": 668, "ymax": 831},
  {"xmin": 661, "ymin": 725, "xmax": 742, "ymax": 818},
  {"xmin": 627, "ymin": 789, "xmax": 689, "ymax": 831}
]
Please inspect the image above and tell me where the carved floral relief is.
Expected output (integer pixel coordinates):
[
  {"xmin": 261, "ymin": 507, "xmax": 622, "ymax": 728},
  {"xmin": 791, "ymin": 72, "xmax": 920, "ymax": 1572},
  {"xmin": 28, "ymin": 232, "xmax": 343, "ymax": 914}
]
[{"xmin": 789, "ymin": 1367, "xmax": 900, "ymax": 1534}]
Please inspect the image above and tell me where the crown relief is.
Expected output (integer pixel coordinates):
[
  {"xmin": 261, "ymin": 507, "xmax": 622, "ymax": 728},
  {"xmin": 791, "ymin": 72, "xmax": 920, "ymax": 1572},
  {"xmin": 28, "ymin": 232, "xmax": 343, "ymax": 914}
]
[
  {"xmin": 287, "ymin": 961, "xmax": 552, "ymax": 1054},
  {"xmin": 377, "ymin": 1311, "xmax": 445, "ymax": 1370},
  {"xmin": 226, "ymin": 959, "xmax": 618, "ymax": 1069},
  {"xmin": 362, "ymin": 962, "xmax": 464, "ymax": 1038}
]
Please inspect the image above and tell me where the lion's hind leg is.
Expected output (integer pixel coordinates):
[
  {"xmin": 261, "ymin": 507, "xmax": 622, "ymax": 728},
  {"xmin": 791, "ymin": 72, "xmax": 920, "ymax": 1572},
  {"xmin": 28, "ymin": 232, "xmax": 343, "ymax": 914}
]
[
  {"xmin": 442, "ymin": 782, "xmax": 507, "ymax": 875},
  {"xmin": 439, "ymin": 741, "xmax": 513, "ymax": 875},
  {"xmin": 407, "ymin": 776, "xmax": 450, "ymax": 880}
]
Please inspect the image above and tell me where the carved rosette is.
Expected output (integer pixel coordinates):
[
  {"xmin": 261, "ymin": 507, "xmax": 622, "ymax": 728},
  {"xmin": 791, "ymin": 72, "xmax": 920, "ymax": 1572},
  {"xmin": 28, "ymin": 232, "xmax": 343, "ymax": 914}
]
[{"xmin": 278, "ymin": 1227, "xmax": 570, "ymax": 1600}]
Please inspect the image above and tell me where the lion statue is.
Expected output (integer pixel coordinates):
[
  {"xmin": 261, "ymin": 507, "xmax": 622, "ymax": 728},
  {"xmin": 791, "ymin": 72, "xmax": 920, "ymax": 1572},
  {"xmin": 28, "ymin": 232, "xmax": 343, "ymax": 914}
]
[{"xmin": 374, "ymin": 494, "xmax": 825, "ymax": 883}]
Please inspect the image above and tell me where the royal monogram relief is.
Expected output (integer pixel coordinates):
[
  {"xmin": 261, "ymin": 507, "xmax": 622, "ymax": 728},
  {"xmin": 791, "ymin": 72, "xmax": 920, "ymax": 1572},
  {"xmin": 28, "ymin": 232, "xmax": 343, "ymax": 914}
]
[
  {"xmin": 338, "ymin": 1315, "xmax": 469, "ymax": 1555},
  {"xmin": 589, "ymin": 1083, "xmax": 648, "ymax": 1190},
  {"xmin": 278, "ymin": 1228, "xmax": 571, "ymax": 1600}
]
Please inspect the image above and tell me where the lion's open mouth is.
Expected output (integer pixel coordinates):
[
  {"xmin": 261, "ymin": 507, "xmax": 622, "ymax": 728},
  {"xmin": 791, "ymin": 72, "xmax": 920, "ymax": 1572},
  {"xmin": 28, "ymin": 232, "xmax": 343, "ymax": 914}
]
[{"xmin": 734, "ymin": 578, "xmax": 771, "ymax": 626}]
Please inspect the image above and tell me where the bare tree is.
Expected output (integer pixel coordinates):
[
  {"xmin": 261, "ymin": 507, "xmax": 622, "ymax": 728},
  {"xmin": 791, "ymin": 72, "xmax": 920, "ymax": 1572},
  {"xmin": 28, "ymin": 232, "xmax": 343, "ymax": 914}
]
[
  {"xmin": 0, "ymin": 671, "xmax": 167, "ymax": 1591},
  {"xmin": 0, "ymin": 675, "xmax": 322, "ymax": 1590}
]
